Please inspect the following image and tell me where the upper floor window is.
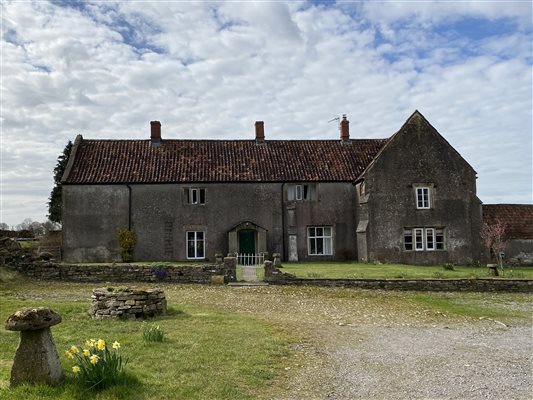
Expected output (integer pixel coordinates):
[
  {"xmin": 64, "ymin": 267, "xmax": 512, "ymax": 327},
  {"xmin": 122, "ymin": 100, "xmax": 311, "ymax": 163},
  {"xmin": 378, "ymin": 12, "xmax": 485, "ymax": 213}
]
[
  {"xmin": 415, "ymin": 186, "xmax": 431, "ymax": 209},
  {"xmin": 308, "ymin": 226, "xmax": 332, "ymax": 255},
  {"xmin": 185, "ymin": 188, "xmax": 205, "ymax": 205},
  {"xmin": 288, "ymin": 184, "xmax": 317, "ymax": 201}
]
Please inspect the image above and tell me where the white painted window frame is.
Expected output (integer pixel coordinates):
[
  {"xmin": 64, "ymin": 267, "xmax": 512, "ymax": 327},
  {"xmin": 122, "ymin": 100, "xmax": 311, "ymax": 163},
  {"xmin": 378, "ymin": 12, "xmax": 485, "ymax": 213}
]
[
  {"xmin": 295, "ymin": 184, "xmax": 303, "ymax": 201},
  {"xmin": 414, "ymin": 228, "xmax": 424, "ymax": 251},
  {"xmin": 186, "ymin": 231, "xmax": 205, "ymax": 259},
  {"xmin": 307, "ymin": 226, "xmax": 333, "ymax": 256},
  {"xmin": 415, "ymin": 187, "xmax": 431, "ymax": 209},
  {"xmin": 425, "ymin": 228, "xmax": 435, "ymax": 251}
]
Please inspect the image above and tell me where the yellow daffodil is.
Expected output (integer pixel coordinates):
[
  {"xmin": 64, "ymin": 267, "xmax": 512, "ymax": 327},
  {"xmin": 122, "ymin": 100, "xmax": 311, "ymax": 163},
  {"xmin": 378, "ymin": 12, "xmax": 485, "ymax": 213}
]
[
  {"xmin": 64, "ymin": 350, "xmax": 74, "ymax": 359},
  {"xmin": 70, "ymin": 345, "xmax": 79, "ymax": 354},
  {"xmin": 85, "ymin": 339, "xmax": 96, "ymax": 347},
  {"xmin": 112, "ymin": 341, "xmax": 120, "ymax": 350},
  {"xmin": 72, "ymin": 366, "xmax": 80, "ymax": 374},
  {"xmin": 97, "ymin": 339, "xmax": 106, "ymax": 351},
  {"xmin": 89, "ymin": 354, "xmax": 99, "ymax": 365},
  {"xmin": 83, "ymin": 349, "xmax": 90, "ymax": 357}
]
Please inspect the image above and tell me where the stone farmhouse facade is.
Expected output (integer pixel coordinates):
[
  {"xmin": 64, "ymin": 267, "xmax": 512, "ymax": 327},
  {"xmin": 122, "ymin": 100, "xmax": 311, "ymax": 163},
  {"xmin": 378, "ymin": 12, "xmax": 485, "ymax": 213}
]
[{"xmin": 61, "ymin": 111, "xmax": 485, "ymax": 265}]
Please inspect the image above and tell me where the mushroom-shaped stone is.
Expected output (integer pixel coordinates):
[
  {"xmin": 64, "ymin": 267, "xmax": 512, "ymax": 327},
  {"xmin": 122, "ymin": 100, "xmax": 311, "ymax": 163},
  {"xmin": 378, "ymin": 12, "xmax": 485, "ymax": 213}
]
[
  {"xmin": 5, "ymin": 307, "xmax": 62, "ymax": 331},
  {"xmin": 5, "ymin": 307, "xmax": 63, "ymax": 387}
]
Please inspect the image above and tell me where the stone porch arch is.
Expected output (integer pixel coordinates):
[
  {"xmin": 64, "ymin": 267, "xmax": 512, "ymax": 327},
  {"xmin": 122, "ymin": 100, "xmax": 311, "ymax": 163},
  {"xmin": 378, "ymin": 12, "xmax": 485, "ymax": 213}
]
[{"xmin": 228, "ymin": 221, "xmax": 267, "ymax": 255}]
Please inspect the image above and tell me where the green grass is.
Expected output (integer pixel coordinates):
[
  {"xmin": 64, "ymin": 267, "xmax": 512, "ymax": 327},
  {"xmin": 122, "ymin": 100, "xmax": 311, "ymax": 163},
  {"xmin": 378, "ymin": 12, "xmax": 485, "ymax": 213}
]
[
  {"xmin": 280, "ymin": 262, "xmax": 533, "ymax": 280},
  {"xmin": 0, "ymin": 281, "xmax": 291, "ymax": 400}
]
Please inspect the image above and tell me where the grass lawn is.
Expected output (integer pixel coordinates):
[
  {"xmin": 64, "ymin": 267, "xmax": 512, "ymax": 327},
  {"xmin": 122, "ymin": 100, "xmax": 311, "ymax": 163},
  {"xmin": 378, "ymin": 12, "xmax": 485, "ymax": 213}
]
[
  {"xmin": 0, "ymin": 278, "xmax": 292, "ymax": 399},
  {"xmin": 280, "ymin": 261, "xmax": 533, "ymax": 280}
]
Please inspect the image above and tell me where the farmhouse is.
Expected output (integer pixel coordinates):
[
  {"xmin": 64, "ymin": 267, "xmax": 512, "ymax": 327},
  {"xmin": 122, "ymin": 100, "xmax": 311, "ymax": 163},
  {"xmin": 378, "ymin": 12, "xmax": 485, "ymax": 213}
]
[{"xmin": 61, "ymin": 111, "xmax": 485, "ymax": 265}]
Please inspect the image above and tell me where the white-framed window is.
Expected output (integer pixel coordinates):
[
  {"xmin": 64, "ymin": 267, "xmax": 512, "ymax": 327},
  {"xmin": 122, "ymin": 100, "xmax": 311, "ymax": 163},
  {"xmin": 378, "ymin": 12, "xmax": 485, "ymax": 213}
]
[
  {"xmin": 288, "ymin": 184, "xmax": 316, "ymax": 201},
  {"xmin": 415, "ymin": 187, "xmax": 431, "ymax": 209},
  {"xmin": 404, "ymin": 227, "xmax": 445, "ymax": 251},
  {"xmin": 186, "ymin": 231, "xmax": 205, "ymax": 259},
  {"xmin": 185, "ymin": 188, "xmax": 206, "ymax": 205},
  {"xmin": 307, "ymin": 226, "xmax": 333, "ymax": 255},
  {"xmin": 414, "ymin": 228, "xmax": 424, "ymax": 251}
]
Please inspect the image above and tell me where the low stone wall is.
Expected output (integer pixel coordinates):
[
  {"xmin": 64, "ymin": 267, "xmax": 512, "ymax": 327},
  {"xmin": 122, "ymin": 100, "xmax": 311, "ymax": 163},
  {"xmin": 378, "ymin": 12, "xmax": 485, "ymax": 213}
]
[
  {"xmin": 90, "ymin": 287, "xmax": 166, "ymax": 320},
  {"xmin": 7, "ymin": 258, "xmax": 237, "ymax": 283},
  {"xmin": 264, "ymin": 262, "xmax": 533, "ymax": 292}
]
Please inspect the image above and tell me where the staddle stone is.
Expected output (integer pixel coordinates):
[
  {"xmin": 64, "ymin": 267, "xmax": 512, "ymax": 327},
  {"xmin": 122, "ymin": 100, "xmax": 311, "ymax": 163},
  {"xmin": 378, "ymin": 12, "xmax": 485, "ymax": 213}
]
[{"xmin": 5, "ymin": 307, "xmax": 63, "ymax": 387}]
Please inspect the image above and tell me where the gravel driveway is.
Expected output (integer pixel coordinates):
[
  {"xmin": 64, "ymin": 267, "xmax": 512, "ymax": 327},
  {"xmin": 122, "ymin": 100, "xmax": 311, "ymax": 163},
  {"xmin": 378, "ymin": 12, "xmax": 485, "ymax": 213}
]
[{"xmin": 169, "ymin": 285, "xmax": 532, "ymax": 400}]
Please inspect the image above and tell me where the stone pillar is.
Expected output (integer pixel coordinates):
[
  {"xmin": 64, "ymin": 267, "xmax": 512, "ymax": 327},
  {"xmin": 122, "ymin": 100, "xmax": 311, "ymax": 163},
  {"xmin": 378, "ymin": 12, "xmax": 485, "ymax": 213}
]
[
  {"xmin": 273, "ymin": 253, "xmax": 281, "ymax": 266},
  {"xmin": 223, "ymin": 257, "xmax": 237, "ymax": 282},
  {"xmin": 5, "ymin": 307, "xmax": 62, "ymax": 387},
  {"xmin": 264, "ymin": 260, "xmax": 274, "ymax": 278}
]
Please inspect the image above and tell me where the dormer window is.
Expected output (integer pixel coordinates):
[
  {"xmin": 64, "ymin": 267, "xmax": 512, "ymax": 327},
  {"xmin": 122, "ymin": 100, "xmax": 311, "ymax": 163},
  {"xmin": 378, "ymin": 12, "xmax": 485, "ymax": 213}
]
[{"xmin": 415, "ymin": 186, "xmax": 431, "ymax": 209}]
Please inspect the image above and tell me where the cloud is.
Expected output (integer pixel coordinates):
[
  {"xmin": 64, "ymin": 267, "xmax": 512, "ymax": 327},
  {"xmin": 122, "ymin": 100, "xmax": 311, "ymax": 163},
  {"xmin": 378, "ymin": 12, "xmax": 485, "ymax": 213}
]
[{"xmin": 0, "ymin": 0, "xmax": 531, "ymax": 225}]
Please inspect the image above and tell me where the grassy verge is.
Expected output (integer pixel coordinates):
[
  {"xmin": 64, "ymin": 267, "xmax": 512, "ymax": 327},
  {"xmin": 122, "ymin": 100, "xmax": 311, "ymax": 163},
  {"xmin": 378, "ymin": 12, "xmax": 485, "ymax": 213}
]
[
  {"xmin": 280, "ymin": 262, "xmax": 533, "ymax": 280},
  {"xmin": 0, "ymin": 280, "xmax": 291, "ymax": 400}
]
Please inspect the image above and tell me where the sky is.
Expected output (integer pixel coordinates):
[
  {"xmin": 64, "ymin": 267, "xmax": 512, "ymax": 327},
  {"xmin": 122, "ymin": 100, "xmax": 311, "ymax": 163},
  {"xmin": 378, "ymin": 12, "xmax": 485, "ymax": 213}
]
[{"xmin": 1, "ymin": 0, "xmax": 532, "ymax": 227}]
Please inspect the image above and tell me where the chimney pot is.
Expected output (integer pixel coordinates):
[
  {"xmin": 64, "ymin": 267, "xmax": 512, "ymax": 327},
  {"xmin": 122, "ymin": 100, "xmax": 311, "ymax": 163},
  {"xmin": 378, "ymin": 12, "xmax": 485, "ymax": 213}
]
[
  {"xmin": 255, "ymin": 121, "xmax": 265, "ymax": 143},
  {"xmin": 150, "ymin": 121, "xmax": 161, "ymax": 146},
  {"xmin": 340, "ymin": 114, "xmax": 349, "ymax": 142}
]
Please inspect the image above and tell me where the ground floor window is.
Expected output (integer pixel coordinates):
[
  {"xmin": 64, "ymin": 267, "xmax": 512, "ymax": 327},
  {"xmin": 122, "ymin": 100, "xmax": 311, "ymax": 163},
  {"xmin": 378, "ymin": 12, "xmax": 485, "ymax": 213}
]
[
  {"xmin": 187, "ymin": 231, "xmax": 205, "ymax": 259},
  {"xmin": 307, "ymin": 226, "xmax": 332, "ymax": 255},
  {"xmin": 404, "ymin": 227, "xmax": 445, "ymax": 251}
]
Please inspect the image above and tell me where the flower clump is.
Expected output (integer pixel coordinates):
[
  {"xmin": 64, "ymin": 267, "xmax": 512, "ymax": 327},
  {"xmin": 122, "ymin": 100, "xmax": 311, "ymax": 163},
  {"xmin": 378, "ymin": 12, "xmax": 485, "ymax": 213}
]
[{"xmin": 64, "ymin": 338, "xmax": 128, "ymax": 390}]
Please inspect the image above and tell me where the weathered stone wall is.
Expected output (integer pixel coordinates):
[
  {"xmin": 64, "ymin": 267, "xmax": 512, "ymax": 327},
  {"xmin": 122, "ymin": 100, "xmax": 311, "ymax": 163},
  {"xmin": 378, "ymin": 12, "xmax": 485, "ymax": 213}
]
[
  {"xmin": 90, "ymin": 288, "xmax": 166, "ymax": 320},
  {"xmin": 505, "ymin": 239, "xmax": 533, "ymax": 266},
  {"xmin": 264, "ymin": 265, "xmax": 533, "ymax": 293},
  {"xmin": 7, "ymin": 258, "xmax": 236, "ymax": 283}
]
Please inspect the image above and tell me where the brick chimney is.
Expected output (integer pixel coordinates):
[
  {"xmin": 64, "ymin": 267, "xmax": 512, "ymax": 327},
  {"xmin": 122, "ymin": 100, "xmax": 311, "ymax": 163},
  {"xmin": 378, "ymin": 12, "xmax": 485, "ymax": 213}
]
[
  {"xmin": 340, "ymin": 114, "xmax": 349, "ymax": 142},
  {"xmin": 255, "ymin": 121, "xmax": 265, "ymax": 143},
  {"xmin": 150, "ymin": 121, "xmax": 161, "ymax": 147}
]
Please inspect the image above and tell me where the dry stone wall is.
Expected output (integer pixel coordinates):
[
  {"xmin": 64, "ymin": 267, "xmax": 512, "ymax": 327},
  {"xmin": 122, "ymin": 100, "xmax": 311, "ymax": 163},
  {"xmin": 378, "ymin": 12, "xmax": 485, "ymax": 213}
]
[{"xmin": 90, "ymin": 288, "xmax": 166, "ymax": 320}]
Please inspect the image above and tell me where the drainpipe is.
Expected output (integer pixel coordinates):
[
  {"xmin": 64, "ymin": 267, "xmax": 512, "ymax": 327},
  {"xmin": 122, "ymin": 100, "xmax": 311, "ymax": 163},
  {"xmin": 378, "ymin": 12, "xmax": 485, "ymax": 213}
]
[
  {"xmin": 126, "ymin": 184, "xmax": 132, "ymax": 230},
  {"xmin": 281, "ymin": 183, "xmax": 286, "ymax": 261}
]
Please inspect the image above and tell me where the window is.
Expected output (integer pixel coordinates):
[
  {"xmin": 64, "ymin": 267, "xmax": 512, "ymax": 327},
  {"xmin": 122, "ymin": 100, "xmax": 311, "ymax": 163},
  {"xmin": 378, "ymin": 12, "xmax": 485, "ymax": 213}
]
[
  {"xmin": 403, "ymin": 229, "xmax": 413, "ymax": 251},
  {"xmin": 414, "ymin": 228, "xmax": 424, "ymax": 251},
  {"xmin": 186, "ymin": 231, "xmax": 205, "ymax": 259},
  {"xmin": 185, "ymin": 188, "xmax": 206, "ymax": 204},
  {"xmin": 404, "ymin": 227, "xmax": 445, "ymax": 251},
  {"xmin": 415, "ymin": 187, "xmax": 431, "ymax": 209},
  {"xmin": 436, "ymin": 228, "xmax": 445, "ymax": 250},
  {"xmin": 307, "ymin": 226, "xmax": 332, "ymax": 255},
  {"xmin": 287, "ymin": 184, "xmax": 316, "ymax": 201}
]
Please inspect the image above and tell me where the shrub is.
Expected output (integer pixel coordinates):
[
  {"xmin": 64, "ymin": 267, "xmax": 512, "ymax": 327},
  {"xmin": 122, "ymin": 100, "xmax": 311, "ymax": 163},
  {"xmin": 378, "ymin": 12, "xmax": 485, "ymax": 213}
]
[
  {"xmin": 143, "ymin": 325, "xmax": 165, "ymax": 342},
  {"xmin": 442, "ymin": 264, "xmax": 455, "ymax": 271},
  {"xmin": 116, "ymin": 228, "xmax": 137, "ymax": 262},
  {"xmin": 65, "ymin": 338, "xmax": 128, "ymax": 390}
]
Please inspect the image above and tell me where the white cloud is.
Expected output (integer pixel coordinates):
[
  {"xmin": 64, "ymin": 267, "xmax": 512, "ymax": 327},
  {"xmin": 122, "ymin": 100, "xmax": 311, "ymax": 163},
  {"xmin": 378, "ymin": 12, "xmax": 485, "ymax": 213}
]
[{"xmin": 0, "ymin": 0, "xmax": 531, "ymax": 225}]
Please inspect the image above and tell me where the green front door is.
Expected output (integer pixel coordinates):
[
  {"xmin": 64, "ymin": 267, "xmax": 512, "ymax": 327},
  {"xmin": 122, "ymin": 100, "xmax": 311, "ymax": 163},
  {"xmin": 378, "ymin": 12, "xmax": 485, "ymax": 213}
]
[{"xmin": 239, "ymin": 230, "xmax": 256, "ymax": 255}]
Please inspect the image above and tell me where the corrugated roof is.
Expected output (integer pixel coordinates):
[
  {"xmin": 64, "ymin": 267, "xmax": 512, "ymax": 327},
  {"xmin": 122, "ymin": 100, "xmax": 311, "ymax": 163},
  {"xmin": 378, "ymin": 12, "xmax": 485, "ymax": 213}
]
[
  {"xmin": 64, "ymin": 139, "xmax": 388, "ymax": 184},
  {"xmin": 483, "ymin": 204, "xmax": 533, "ymax": 239}
]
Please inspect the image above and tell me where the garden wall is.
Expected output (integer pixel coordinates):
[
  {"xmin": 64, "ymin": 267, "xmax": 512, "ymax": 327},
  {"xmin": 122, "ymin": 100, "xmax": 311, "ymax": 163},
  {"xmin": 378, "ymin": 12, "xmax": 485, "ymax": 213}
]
[
  {"xmin": 264, "ymin": 262, "xmax": 533, "ymax": 293},
  {"xmin": 7, "ymin": 258, "xmax": 236, "ymax": 284}
]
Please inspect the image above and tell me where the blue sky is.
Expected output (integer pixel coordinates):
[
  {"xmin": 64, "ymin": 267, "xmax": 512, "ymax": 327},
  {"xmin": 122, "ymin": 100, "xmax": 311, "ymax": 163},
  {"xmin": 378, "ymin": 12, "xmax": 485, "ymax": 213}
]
[{"xmin": 1, "ymin": 0, "xmax": 532, "ymax": 226}]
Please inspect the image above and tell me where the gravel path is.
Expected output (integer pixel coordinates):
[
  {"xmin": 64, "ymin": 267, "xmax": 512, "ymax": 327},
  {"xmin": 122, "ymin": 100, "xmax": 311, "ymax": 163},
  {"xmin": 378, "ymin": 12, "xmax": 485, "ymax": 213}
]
[{"xmin": 168, "ymin": 285, "xmax": 532, "ymax": 400}]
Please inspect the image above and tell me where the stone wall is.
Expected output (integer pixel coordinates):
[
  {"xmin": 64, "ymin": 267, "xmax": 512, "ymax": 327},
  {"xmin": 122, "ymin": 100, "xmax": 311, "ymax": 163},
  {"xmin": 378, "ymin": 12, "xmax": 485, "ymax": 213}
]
[
  {"xmin": 90, "ymin": 287, "xmax": 166, "ymax": 320},
  {"xmin": 7, "ymin": 257, "xmax": 236, "ymax": 283},
  {"xmin": 264, "ymin": 262, "xmax": 533, "ymax": 293}
]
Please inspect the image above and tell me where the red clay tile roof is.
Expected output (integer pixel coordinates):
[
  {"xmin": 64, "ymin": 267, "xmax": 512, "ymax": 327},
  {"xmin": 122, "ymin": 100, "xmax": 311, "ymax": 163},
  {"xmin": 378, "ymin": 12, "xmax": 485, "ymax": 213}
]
[
  {"xmin": 483, "ymin": 204, "xmax": 533, "ymax": 239},
  {"xmin": 64, "ymin": 139, "xmax": 388, "ymax": 184}
]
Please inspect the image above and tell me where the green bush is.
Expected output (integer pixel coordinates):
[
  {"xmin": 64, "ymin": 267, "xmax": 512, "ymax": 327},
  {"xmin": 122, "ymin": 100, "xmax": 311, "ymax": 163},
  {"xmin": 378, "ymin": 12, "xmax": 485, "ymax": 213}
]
[
  {"xmin": 143, "ymin": 325, "xmax": 165, "ymax": 342},
  {"xmin": 64, "ymin": 338, "xmax": 128, "ymax": 390},
  {"xmin": 442, "ymin": 264, "xmax": 455, "ymax": 271},
  {"xmin": 116, "ymin": 228, "xmax": 137, "ymax": 262}
]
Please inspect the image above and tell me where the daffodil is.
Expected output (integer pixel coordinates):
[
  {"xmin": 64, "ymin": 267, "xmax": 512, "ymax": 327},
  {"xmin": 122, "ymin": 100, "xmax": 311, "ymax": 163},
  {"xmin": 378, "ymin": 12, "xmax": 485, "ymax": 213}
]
[
  {"xmin": 83, "ymin": 349, "xmax": 90, "ymax": 357},
  {"xmin": 64, "ymin": 350, "xmax": 74, "ymax": 359},
  {"xmin": 112, "ymin": 341, "xmax": 120, "ymax": 350},
  {"xmin": 89, "ymin": 354, "xmax": 99, "ymax": 365},
  {"xmin": 85, "ymin": 339, "xmax": 96, "ymax": 347},
  {"xmin": 70, "ymin": 345, "xmax": 79, "ymax": 354},
  {"xmin": 72, "ymin": 366, "xmax": 80, "ymax": 374},
  {"xmin": 97, "ymin": 339, "xmax": 106, "ymax": 351}
]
